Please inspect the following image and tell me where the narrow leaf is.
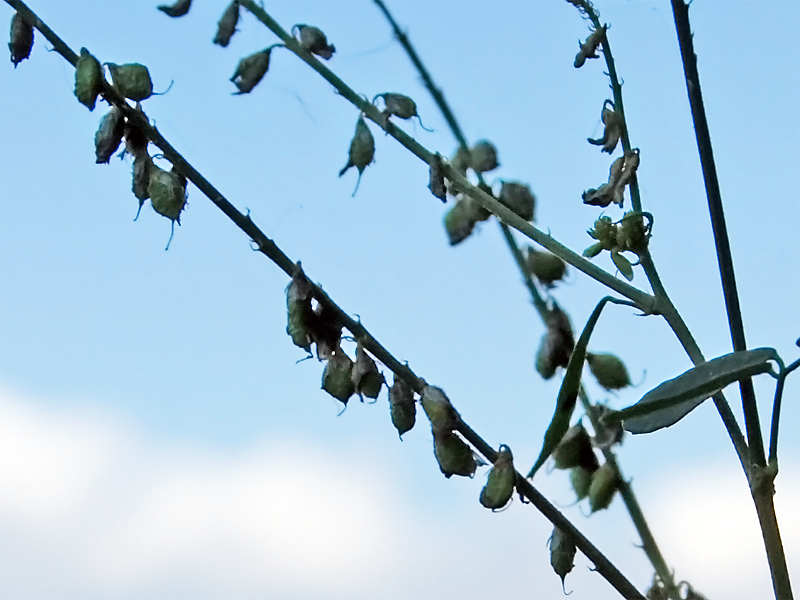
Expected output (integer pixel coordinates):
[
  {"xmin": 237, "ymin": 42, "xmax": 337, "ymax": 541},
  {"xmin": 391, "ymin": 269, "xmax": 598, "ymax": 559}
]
[{"xmin": 616, "ymin": 347, "xmax": 778, "ymax": 434}]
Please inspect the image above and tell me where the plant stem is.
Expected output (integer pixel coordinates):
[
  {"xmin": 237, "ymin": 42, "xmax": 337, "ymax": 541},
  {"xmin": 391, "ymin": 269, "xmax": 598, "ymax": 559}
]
[
  {"xmin": 769, "ymin": 358, "xmax": 799, "ymax": 465},
  {"xmin": 6, "ymin": 1, "xmax": 646, "ymax": 595}
]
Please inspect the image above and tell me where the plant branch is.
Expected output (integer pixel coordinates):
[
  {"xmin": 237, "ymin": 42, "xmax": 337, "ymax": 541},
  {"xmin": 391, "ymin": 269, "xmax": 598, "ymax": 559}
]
[
  {"xmin": 6, "ymin": 1, "xmax": 646, "ymax": 596},
  {"xmin": 769, "ymin": 358, "xmax": 799, "ymax": 464}
]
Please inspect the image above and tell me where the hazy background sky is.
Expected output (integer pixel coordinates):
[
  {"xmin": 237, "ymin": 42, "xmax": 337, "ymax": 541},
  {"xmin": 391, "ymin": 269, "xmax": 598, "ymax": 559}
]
[{"xmin": 1, "ymin": 1, "xmax": 798, "ymax": 599}]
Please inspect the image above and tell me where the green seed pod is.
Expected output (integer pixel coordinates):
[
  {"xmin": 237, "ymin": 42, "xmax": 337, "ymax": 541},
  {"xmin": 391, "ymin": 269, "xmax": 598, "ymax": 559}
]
[
  {"xmin": 535, "ymin": 305, "xmax": 575, "ymax": 380},
  {"xmin": 214, "ymin": 1, "xmax": 240, "ymax": 47},
  {"xmin": 479, "ymin": 444, "xmax": 516, "ymax": 510},
  {"xmin": 149, "ymin": 164, "xmax": 187, "ymax": 250},
  {"xmin": 285, "ymin": 265, "xmax": 314, "ymax": 353},
  {"xmin": 74, "ymin": 48, "xmax": 103, "ymax": 111},
  {"xmin": 428, "ymin": 153, "xmax": 447, "ymax": 202},
  {"xmin": 526, "ymin": 246, "xmax": 566, "ymax": 287},
  {"xmin": 132, "ymin": 152, "xmax": 153, "ymax": 218},
  {"xmin": 389, "ymin": 374, "xmax": 416, "ymax": 438},
  {"xmin": 293, "ymin": 24, "xmax": 335, "ymax": 60},
  {"xmin": 230, "ymin": 45, "xmax": 279, "ymax": 95},
  {"xmin": 549, "ymin": 527, "xmax": 577, "ymax": 590},
  {"xmin": 451, "ymin": 146, "xmax": 471, "ymax": 175},
  {"xmin": 588, "ymin": 462, "xmax": 618, "ymax": 512},
  {"xmin": 94, "ymin": 106, "xmax": 125, "ymax": 164},
  {"xmin": 421, "ymin": 385, "xmax": 456, "ymax": 435},
  {"xmin": 499, "ymin": 181, "xmax": 535, "ymax": 222},
  {"xmin": 535, "ymin": 335, "xmax": 557, "ymax": 380},
  {"xmin": 321, "ymin": 350, "xmax": 355, "ymax": 405},
  {"xmin": 108, "ymin": 63, "xmax": 153, "ymax": 102},
  {"xmin": 9, "ymin": 11, "xmax": 33, "ymax": 68},
  {"xmin": 469, "ymin": 140, "xmax": 499, "ymax": 173},
  {"xmin": 472, "ymin": 183, "xmax": 494, "ymax": 221},
  {"xmin": 310, "ymin": 301, "xmax": 342, "ymax": 359},
  {"xmin": 338, "ymin": 115, "xmax": 375, "ymax": 196},
  {"xmin": 569, "ymin": 466, "xmax": 595, "ymax": 500},
  {"xmin": 158, "ymin": 0, "xmax": 192, "ymax": 18},
  {"xmin": 433, "ymin": 431, "xmax": 476, "ymax": 478},
  {"xmin": 351, "ymin": 343, "xmax": 385, "ymax": 400},
  {"xmin": 443, "ymin": 196, "xmax": 477, "ymax": 246},
  {"xmin": 586, "ymin": 352, "xmax": 630, "ymax": 390},
  {"xmin": 552, "ymin": 423, "xmax": 598, "ymax": 470}
]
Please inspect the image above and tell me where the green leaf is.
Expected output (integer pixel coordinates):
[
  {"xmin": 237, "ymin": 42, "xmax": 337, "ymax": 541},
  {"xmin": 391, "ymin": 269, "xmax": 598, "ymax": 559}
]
[
  {"xmin": 616, "ymin": 347, "xmax": 778, "ymax": 434},
  {"xmin": 611, "ymin": 250, "xmax": 633, "ymax": 281}
]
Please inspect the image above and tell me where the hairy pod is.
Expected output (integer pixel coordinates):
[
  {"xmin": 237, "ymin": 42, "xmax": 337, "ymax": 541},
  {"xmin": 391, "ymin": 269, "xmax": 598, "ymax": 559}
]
[
  {"xmin": 525, "ymin": 246, "xmax": 566, "ymax": 287},
  {"xmin": 574, "ymin": 24, "xmax": 606, "ymax": 68},
  {"xmin": 479, "ymin": 445, "xmax": 515, "ymax": 510},
  {"xmin": 285, "ymin": 265, "xmax": 315, "ymax": 353},
  {"xmin": 552, "ymin": 423, "xmax": 598, "ymax": 470},
  {"xmin": 389, "ymin": 374, "xmax": 416, "ymax": 437},
  {"xmin": 433, "ymin": 431, "xmax": 476, "ymax": 478},
  {"xmin": 587, "ymin": 352, "xmax": 631, "ymax": 390},
  {"xmin": 293, "ymin": 24, "xmax": 335, "ymax": 60},
  {"xmin": 499, "ymin": 181, "xmax": 535, "ymax": 222},
  {"xmin": 108, "ymin": 63, "xmax": 153, "ymax": 102},
  {"xmin": 321, "ymin": 350, "xmax": 355, "ymax": 405},
  {"xmin": 536, "ymin": 304, "xmax": 575, "ymax": 379},
  {"xmin": 443, "ymin": 196, "xmax": 477, "ymax": 246},
  {"xmin": 74, "ymin": 48, "xmax": 103, "ymax": 110},
  {"xmin": 451, "ymin": 146, "xmax": 471, "ymax": 175},
  {"xmin": 421, "ymin": 385, "xmax": 456, "ymax": 435},
  {"xmin": 214, "ymin": 1, "xmax": 239, "ymax": 47},
  {"xmin": 94, "ymin": 107, "xmax": 125, "ymax": 164},
  {"xmin": 132, "ymin": 151, "xmax": 153, "ymax": 208},
  {"xmin": 469, "ymin": 140, "xmax": 499, "ymax": 173},
  {"xmin": 351, "ymin": 343, "xmax": 385, "ymax": 400},
  {"xmin": 569, "ymin": 466, "xmax": 595, "ymax": 500},
  {"xmin": 148, "ymin": 164, "xmax": 187, "ymax": 222},
  {"xmin": 549, "ymin": 527, "xmax": 577, "ymax": 589},
  {"xmin": 231, "ymin": 46, "xmax": 278, "ymax": 95},
  {"xmin": 338, "ymin": 115, "xmax": 375, "ymax": 195},
  {"xmin": 158, "ymin": 0, "xmax": 192, "ymax": 18},
  {"xmin": 9, "ymin": 11, "xmax": 33, "ymax": 67},
  {"xmin": 588, "ymin": 462, "xmax": 618, "ymax": 512}
]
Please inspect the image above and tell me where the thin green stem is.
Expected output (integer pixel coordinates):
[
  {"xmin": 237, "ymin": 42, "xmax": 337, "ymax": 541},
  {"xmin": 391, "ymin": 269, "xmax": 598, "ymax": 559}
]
[
  {"xmin": 769, "ymin": 358, "xmax": 799, "ymax": 464},
  {"xmin": 7, "ymin": 1, "xmax": 645, "ymax": 595},
  {"xmin": 238, "ymin": 0, "xmax": 657, "ymax": 314}
]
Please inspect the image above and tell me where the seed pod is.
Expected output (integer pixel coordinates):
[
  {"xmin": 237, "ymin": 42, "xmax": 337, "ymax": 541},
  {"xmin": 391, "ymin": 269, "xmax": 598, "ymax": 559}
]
[
  {"xmin": 421, "ymin": 385, "xmax": 456, "ymax": 435},
  {"xmin": 587, "ymin": 101, "xmax": 623, "ymax": 154},
  {"xmin": 552, "ymin": 423, "xmax": 598, "ymax": 470},
  {"xmin": 537, "ymin": 303, "xmax": 575, "ymax": 378},
  {"xmin": 616, "ymin": 210, "xmax": 650, "ymax": 256},
  {"xmin": 74, "ymin": 48, "xmax": 103, "ymax": 111},
  {"xmin": 94, "ymin": 106, "xmax": 125, "ymax": 164},
  {"xmin": 148, "ymin": 164, "xmax": 186, "ymax": 222},
  {"xmin": 588, "ymin": 404, "xmax": 624, "ymax": 450},
  {"xmin": 285, "ymin": 264, "xmax": 315, "ymax": 353},
  {"xmin": 469, "ymin": 140, "xmax": 499, "ymax": 173},
  {"xmin": 351, "ymin": 343, "xmax": 385, "ymax": 400},
  {"xmin": 499, "ymin": 181, "xmax": 535, "ymax": 222},
  {"xmin": 389, "ymin": 374, "xmax": 416, "ymax": 437},
  {"xmin": 582, "ymin": 155, "xmax": 625, "ymax": 207},
  {"xmin": 472, "ymin": 183, "xmax": 494, "ymax": 221},
  {"xmin": 428, "ymin": 153, "xmax": 447, "ymax": 202},
  {"xmin": 8, "ymin": 11, "xmax": 33, "ymax": 67},
  {"xmin": 433, "ymin": 431, "xmax": 476, "ymax": 478},
  {"xmin": 443, "ymin": 196, "xmax": 477, "ymax": 246},
  {"xmin": 311, "ymin": 301, "xmax": 342, "ymax": 360},
  {"xmin": 321, "ymin": 350, "xmax": 355, "ymax": 405},
  {"xmin": 569, "ymin": 466, "xmax": 595, "ymax": 500},
  {"xmin": 124, "ymin": 115, "xmax": 149, "ymax": 158},
  {"xmin": 338, "ymin": 115, "xmax": 375, "ymax": 196},
  {"xmin": 574, "ymin": 24, "xmax": 606, "ymax": 68},
  {"xmin": 131, "ymin": 151, "xmax": 153, "ymax": 218},
  {"xmin": 525, "ymin": 246, "xmax": 566, "ymax": 287},
  {"xmin": 535, "ymin": 336, "xmax": 558, "ymax": 380},
  {"xmin": 214, "ymin": 1, "xmax": 239, "ymax": 47},
  {"xmin": 108, "ymin": 63, "xmax": 153, "ymax": 102},
  {"xmin": 587, "ymin": 352, "xmax": 630, "ymax": 390},
  {"xmin": 588, "ymin": 462, "xmax": 618, "ymax": 512},
  {"xmin": 292, "ymin": 24, "xmax": 335, "ymax": 60},
  {"xmin": 158, "ymin": 0, "xmax": 192, "ymax": 18},
  {"xmin": 451, "ymin": 146, "xmax": 471, "ymax": 175},
  {"xmin": 479, "ymin": 445, "xmax": 516, "ymax": 510},
  {"xmin": 230, "ymin": 45, "xmax": 279, "ymax": 95},
  {"xmin": 549, "ymin": 527, "xmax": 577, "ymax": 590}
]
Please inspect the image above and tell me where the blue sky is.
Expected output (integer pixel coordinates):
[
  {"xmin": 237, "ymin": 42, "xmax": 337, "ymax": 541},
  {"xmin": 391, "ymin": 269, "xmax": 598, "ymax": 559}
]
[{"xmin": 1, "ymin": 1, "xmax": 798, "ymax": 598}]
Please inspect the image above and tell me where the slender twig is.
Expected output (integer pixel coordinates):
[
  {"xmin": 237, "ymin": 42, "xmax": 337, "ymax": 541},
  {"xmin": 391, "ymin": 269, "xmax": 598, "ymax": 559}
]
[
  {"xmin": 4, "ymin": 1, "xmax": 647, "ymax": 596},
  {"xmin": 769, "ymin": 358, "xmax": 800, "ymax": 464}
]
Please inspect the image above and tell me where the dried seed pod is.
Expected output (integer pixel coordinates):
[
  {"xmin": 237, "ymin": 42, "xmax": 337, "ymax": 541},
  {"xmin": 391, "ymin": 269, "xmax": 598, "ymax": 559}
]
[
  {"xmin": 499, "ymin": 181, "xmax": 535, "ymax": 221},
  {"xmin": 588, "ymin": 101, "xmax": 623, "ymax": 154},
  {"xmin": 338, "ymin": 115, "xmax": 375, "ymax": 196},
  {"xmin": 108, "ymin": 63, "xmax": 153, "ymax": 102},
  {"xmin": 9, "ymin": 11, "xmax": 33, "ymax": 67},
  {"xmin": 148, "ymin": 163, "xmax": 186, "ymax": 222},
  {"xmin": 421, "ymin": 385, "xmax": 456, "ymax": 435},
  {"xmin": 549, "ymin": 527, "xmax": 577, "ymax": 590},
  {"xmin": 311, "ymin": 302, "xmax": 342, "ymax": 360},
  {"xmin": 525, "ymin": 246, "xmax": 566, "ymax": 287},
  {"xmin": 94, "ymin": 106, "xmax": 125, "ymax": 164},
  {"xmin": 433, "ymin": 431, "xmax": 476, "ymax": 478},
  {"xmin": 588, "ymin": 462, "xmax": 618, "ymax": 512},
  {"xmin": 374, "ymin": 93, "xmax": 433, "ymax": 131},
  {"xmin": 569, "ymin": 466, "xmax": 595, "ymax": 500},
  {"xmin": 131, "ymin": 152, "xmax": 153, "ymax": 219},
  {"xmin": 389, "ymin": 374, "xmax": 416, "ymax": 438},
  {"xmin": 285, "ymin": 264, "xmax": 315, "ymax": 353},
  {"xmin": 552, "ymin": 423, "xmax": 598, "ymax": 470},
  {"xmin": 479, "ymin": 445, "xmax": 516, "ymax": 510},
  {"xmin": 615, "ymin": 149, "xmax": 640, "ymax": 194},
  {"xmin": 574, "ymin": 24, "xmax": 606, "ymax": 68},
  {"xmin": 158, "ymin": 0, "xmax": 192, "ymax": 18},
  {"xmin": 582, "ymin": 155, "xmax": 625, "ymax": 207},
  {"xmin": 292, "ymin": 24, "xmax": 335, "ymax": 60},
  {"xmin": 230, "ymin": 45, "xmax": 280, "ymax": 95},
  {"xmin": 351, "ymin": 343, "xmax": 385, "ymax": 400},
  {"xmin": 535, "ymin": 303, "xmax": 575, "ymax": 379},
  {"xmin": 214, "ymin": 1, "xmax": 239, "ymax": 47},
  {"xmin": 469, "ymin": 140, "xmax": 499, "ymax": 173},
  {"xmin": 74, "ymin": 48, "xmax": 103, "ymax": 111},
  {"xmin": 428, "ymin": 153, "xmax": 447, "ymax": 202},
  {"xmin": 321, "ymin": 350, "xmax": 355, "ymax": 405},
  {"xmin": 443, "ymin": 196, "xmax": 477, "ymax": 246},
  {"xmin": 586, "ymin": 352, "xmax": 630, "ymax": 390},
  {"xmin": 588, "ymin": 404, "xmax": 624, "ymax": 450}
]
